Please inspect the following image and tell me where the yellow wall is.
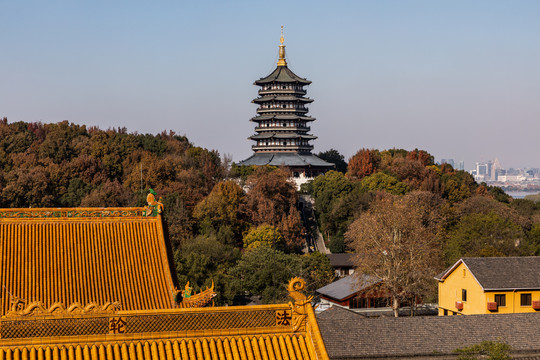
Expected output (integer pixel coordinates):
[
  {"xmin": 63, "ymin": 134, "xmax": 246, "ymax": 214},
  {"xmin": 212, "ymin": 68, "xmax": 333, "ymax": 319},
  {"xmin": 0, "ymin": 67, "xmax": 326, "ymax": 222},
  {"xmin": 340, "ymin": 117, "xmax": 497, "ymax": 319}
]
[
  {"xmin": 438, "ymin": 262, "xmax": 540, "ymax": 315},
  {"xmin": 438, "ymin": 262, "xmax": 485, "ymax": 315}
]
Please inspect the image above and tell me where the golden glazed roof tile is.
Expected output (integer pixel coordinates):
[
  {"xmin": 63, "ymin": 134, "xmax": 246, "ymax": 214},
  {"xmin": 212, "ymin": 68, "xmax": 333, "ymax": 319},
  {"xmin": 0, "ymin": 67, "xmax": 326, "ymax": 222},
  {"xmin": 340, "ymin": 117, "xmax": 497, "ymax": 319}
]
[
  {"xmin": 0, "ymin": 207, "xmax": 176, "ymax": 316},
  {"xmin": 0, "ymin": 279, "xmax": 330, "ymax": 359},
  {"xmin": 0, "ymin": 303, "xmax": 330, "ymax": 359}
]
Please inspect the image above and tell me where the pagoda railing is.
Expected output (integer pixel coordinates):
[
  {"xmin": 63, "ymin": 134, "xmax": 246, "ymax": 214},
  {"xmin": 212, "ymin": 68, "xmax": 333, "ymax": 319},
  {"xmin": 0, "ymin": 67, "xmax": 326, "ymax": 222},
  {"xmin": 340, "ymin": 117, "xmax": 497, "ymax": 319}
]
[
  {"xmin": 255, "ymin": 126, "xmax": 310, "ymax": 132},
  {"xmin": 256, "ymin": 108, "xmax": 309, "ymax": 114},
  {"xmin": 258, "ymin": 89, "xmax": 306, "ymax": 96},
  {"xmin": 252, "ymin": 144, "xmax": 314, "ymax": 151}
]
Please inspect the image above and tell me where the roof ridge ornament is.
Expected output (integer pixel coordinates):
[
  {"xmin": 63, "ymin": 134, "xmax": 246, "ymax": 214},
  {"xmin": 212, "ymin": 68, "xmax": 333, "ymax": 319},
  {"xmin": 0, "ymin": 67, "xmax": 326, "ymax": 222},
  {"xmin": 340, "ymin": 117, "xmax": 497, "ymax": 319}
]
[
  {"xmin": 278, "ymin": 25, "xmax": 287, "ymax": 67},
  {"xmin": 173, "ymin": 281, "xmax": 216, "ymax": 308},
  {"xmin": 286, "ymin": 278, "xmax": 312, "ymax": 332},
  {"xmin": 144, "ymin": 188, "xmax": 164, "ymax": 216},
  {"xmin": 6, "ymin": 294, "xmax": 121, "ymax": 317}
]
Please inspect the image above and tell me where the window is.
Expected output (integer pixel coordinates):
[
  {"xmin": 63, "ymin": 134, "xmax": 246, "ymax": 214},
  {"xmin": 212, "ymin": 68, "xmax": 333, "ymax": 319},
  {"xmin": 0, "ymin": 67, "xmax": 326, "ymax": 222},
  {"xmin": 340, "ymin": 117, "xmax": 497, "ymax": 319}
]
[
  {"xmin": 494, "ymin": 294, "xmax": 506, "ymax": 307},
  {"xmin": 462, "ymin": 289, "xmax": 467, "ymax": 302},
  {"xmin": 349, "ymin": 297, "xmax": 369, "ymax": 309},
  {"xmin": 521, "ymin": 293, "xmax": 532, "ymax": 306},
  {"xmin": 372, "ymin": 297, "xmax": 391, "ymax": 308}
]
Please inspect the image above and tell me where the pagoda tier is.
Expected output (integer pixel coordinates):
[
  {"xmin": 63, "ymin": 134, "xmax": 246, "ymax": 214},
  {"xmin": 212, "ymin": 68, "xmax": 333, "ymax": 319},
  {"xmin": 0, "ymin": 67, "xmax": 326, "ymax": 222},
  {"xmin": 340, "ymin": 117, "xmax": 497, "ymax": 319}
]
[{"xmin": 249, "ymin": 32, "xmax": 318, "ymax": 153}]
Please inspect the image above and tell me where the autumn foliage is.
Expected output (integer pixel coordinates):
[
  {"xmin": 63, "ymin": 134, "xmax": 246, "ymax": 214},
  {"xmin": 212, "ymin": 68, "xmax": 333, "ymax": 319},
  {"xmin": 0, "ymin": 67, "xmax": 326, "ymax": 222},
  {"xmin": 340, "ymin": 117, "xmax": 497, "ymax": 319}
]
[
  {"xmin": 346, "ymin": 148, "xmax": 380, "ymax": 180},
  {"xmin": 0, "ymin": 118, "xmax": 326, "ymax": 304}
]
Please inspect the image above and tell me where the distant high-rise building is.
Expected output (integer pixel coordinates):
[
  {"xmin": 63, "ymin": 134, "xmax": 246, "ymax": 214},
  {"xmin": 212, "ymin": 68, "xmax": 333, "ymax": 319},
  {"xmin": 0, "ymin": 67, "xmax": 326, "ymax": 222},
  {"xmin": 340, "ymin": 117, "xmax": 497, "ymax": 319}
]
[
  {"xmin": 486, "ymin": 160, "xmax": 493, "ymax": 180},
  {"xmin": 441, "ymin": 158, "xmax": 455, "ymax": 168},
  {"xmin": 477, "ymin": 163, "xmax": 487, "ymax": 176},
  {"xmin": 458, "ymin": 161, "xmax": 465, "ymax": 171},
  {"xmin": 492, "ymin": 158, "xmax": 502, "ymax": 181}
]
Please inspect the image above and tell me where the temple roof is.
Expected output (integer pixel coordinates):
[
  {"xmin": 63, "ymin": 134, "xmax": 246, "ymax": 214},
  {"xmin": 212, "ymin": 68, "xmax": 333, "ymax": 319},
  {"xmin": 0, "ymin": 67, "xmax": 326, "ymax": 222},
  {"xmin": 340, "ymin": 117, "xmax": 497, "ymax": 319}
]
[
  {"xmin": 254, "ymin": 66, "xmax": 311, "ymax": 85},
  {"xmin": 0, "ymin": 207, "xmax": 177, "ymax": 316},
  {"xmin": 239, "ymin": 152, "xmax": 334, "ymax": 168},
  {"xmin": 0, "ymin": 304, "xmax": 329, "ymax": 360},
  {"xmin": 0, "ymin": 278, "xmax": 330, "ymax": 360}
]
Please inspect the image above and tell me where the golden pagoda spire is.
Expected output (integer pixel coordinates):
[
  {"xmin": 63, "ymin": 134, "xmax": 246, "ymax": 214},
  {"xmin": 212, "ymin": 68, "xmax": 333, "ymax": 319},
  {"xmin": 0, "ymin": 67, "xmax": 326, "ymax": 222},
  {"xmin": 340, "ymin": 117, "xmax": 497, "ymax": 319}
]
[{"xmin": 277, "ymin": 25, "xmax": 287, "ymax": 67}]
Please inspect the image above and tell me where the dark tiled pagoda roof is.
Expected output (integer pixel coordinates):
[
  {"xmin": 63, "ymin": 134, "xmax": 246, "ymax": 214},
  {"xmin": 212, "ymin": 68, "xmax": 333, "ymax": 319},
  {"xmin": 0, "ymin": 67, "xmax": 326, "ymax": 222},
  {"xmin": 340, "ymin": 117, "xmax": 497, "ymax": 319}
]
[
  {"xmin": 254, "ymin": 65, "xmax": 311, "ymax": 85},
  {"xmin": 435, "ymin": 257, "xmax": 540, "ymax": 290},
  {"xmin": 252, "ymin": 95, "xmax": 313, "ymax": 103},
  {"xmin": 239, "ymin": 152, "xmax": 333, "ymax": 167},
  {"xmin": 316, "ymin": 274, "xmax": 381, "ymax": 301},
  {"xmin": 317, "ymin": 310, "xmax": 540, "ymax": 359},
  {"xmin": 250, "ymin": 114, "xmax": 316, "ymax": 122}
]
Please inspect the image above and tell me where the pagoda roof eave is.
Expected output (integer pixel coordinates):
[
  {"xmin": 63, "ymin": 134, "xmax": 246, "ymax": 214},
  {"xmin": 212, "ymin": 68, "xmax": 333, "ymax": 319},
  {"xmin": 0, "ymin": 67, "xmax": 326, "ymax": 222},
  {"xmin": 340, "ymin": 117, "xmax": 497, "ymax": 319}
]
[
  {"xmin": 251, "ymin": 115, "xmax": 316, "ymax": 121},
  {"xmin": 239, "ymin": 152, "xmax": 334, "ymax": 168},
  {"xmin": 254, "ymin": 66, "xmax": 311, "ymax": 85},
  {"xmin": 252, "ymin": 96, "xmax": 313, "ymax": 104}
]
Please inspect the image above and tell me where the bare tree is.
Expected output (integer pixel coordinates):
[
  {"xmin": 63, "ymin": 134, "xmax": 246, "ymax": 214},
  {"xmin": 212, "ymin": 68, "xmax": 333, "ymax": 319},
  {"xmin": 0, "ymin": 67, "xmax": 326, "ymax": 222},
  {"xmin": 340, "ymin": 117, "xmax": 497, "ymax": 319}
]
[{"xmin": 345, "ymin": 192, "xmax": 443, "ymax": 317}]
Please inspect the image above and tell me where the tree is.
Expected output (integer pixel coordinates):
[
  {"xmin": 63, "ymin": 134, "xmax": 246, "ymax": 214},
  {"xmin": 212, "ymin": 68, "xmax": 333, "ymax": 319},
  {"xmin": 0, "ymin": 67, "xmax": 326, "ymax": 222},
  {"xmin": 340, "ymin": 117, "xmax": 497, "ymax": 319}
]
[
  {"xmin": 318, "ymin": 149, "xmax": 347, "ymax": 173},
  {"xmin": 80, "ymin": 179, "xmax": 132, "ymax": 207},
  {"xmin": 358, "ymin": 172, "xmax": 409, "ymax": 195},
  {"xmin": 310, "ymin": 170, "xmax": 354, "ymax": 243},
  {"xmin": 193, "ymin": 180, "xmax": 245, "ymax": 242},
  {"xmin": 242, "ymin": 167, "xmax": 304, "ymax": 252},
  {"xmin": 174, "ymin": 234, "xmax": 240, "ymax": 305},
  {"xmin": 230, "ymin": 247, "xmax": 334, "ymax": 303},
  {"xmin": 406, "ymin": 149, "xmax": 434, "ymax": 166},
  {"xmin": 455, "ymin": 341, "xmax": 511, "ymax": 360},
  {"xmin": 242, "ymin": 224, "xmax": 284, "ymax": 250},
  {"xmin": 526, "ymin": 223, "xmax": 540, "ymax": 255},
  {"xmin": 345, "ymin": 193, "xmax": 443, "ymax": 317},
  {"xmin": 445, "ymin": 212, "xmax": 526, "ymax": 264},
  {"xmin": 346, "ymin": 148, "xmax": 380, "ymax": 180}
]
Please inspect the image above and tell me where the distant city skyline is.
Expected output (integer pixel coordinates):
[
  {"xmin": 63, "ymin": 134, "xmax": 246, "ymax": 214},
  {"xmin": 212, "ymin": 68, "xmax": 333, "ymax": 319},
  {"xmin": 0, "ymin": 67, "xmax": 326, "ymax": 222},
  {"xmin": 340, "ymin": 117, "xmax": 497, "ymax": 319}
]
[{"xmin": 1, "ymin": 1, "xmax": 540, "ymax": 169}]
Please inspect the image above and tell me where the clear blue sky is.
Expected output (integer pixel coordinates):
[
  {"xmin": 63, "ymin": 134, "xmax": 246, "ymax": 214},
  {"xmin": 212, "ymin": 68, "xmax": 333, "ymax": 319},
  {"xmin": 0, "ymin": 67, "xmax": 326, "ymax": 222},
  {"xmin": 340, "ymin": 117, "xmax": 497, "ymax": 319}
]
[{"xmin": 2, "ymin": 0, "xmax": 540, "ymax": 169}]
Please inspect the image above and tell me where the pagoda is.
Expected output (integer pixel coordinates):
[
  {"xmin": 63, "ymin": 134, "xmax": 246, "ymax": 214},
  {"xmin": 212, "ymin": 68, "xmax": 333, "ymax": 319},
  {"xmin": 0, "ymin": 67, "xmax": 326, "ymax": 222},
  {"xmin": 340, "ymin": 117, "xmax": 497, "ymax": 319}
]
[{"xmin": 239, "ymin": 27, "xmax": 333, "ymax": 185}]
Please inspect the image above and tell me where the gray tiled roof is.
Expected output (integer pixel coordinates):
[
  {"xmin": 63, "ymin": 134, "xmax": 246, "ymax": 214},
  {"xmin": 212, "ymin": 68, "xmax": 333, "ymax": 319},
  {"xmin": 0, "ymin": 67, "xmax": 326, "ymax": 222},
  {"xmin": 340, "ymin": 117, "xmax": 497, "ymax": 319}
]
[
  {"xmin": 437, "ymin": 257, "xmax": 540, "ymax": 290},
  {"xmin": 326, "ymin": 253, "xmax": 356, "ymax": 267},
  {"xmin": 239, "ymin": 152, "xmax": 334, "ymax": 168},
  {"xmin": 316, "ymin": 305, "xmax": 366, "ymax": 321},
  {"xmin": 317, "ymin": 311, "xmax": 540, "ymax": 359},
  {"xmin": 316, "ymin": 274, "xmax": 381, "ymax": 301}
]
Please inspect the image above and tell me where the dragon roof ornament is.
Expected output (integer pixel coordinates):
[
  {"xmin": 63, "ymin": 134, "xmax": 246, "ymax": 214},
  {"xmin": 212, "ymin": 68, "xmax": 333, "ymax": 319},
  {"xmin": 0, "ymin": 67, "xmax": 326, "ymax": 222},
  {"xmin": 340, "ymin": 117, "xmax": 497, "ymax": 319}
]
[{"xmin": 6, "ymin": 294, "xmax": 121, "ymax": 318}]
